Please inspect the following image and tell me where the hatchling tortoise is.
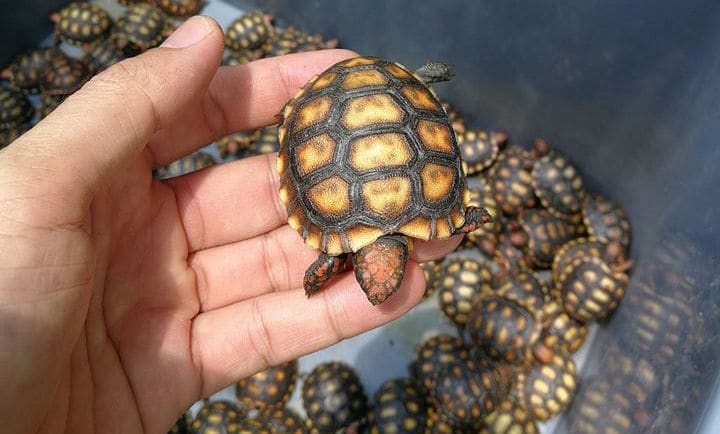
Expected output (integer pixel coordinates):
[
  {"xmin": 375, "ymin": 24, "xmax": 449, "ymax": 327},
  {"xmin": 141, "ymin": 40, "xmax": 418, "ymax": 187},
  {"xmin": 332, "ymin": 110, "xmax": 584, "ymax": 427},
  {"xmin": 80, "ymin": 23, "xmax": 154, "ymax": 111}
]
[
  {"xmin": 1, "ymin": 122, "xmax": 31, "ymax": 149},
  {"xmin": 440, "ymin": 100, "xmax": 465, "ymax": 134},
  {"xmin": 494, "ymin": 268, "xmax": 548, "ymax": 313},
  {"xmin": 225, "ymin": 11, "xmax": 275, "ymax": 52},
  {"xmin": 51, "ymin": 2, "xmax": 112, "ymax": 47},
  {"xmin": 489, "ymin": 145, "xmax": 536, "ymax": 216},
  {"xmin": 419, "ymin": 260, "xmax": 441, "ymax": 300},
  {"xmin": 515, "ymin": 350, "xmax": 577, "ymax": 421},
  {"xmin": 168, "ymin": 412, "xmax": 191, "ymax": 434},
  {"xmin": 0, "ymin": 87, "xmax": 34, "ymax": 129},
  {"xmin": 236, "ymin": 360, "xmax": 297, "ymax": 410},
  {"xmin": 530, "ymin": 138, "xmax": 586, "ymax": 218},
  {"xmin": 482, "ymin": 399, "xmax": 539, "ymax": 434},
  {"xmin": 37, "ymin": 93, "xmax": 64, "ymax": 120},
  {"xmin": 155, "ymin": 0, "xmax": 204, "ymax": 17},
  {"xmin": 115, "ymin": 3, "xmax": 171, "ymax": 55},
  {"xmin": 251, "ymin": 125, "xmax": 280, "ymax": 156},
  {"xmin": 437, "ymin": 255, "xmax": 493, "ymax": 327},
  {"xmin": 259, "ymin": 407, "xmax": 307, "ymax": 434},
  {"xmin": 302, "ymin": 361, "xmax": 368, "ymax": 433},
  {"xmin": 84, "ymin": 38, "xmax": 126, "ymax": 73},
  {"xmin": 412, "ymin": 333, "xmax": 470, "ymax": 392},
  {"xmin": 277, "ymin": 56, "xmax": 493, "ymax": 305},
  {"xmin": 155, "ymin": 152, "xmax": 215, "ymax": 179},
  {"xmin": 216, "ymin": 129, "xmax": 261, "ymax": 158},
  {"xmin": 1, "ymin": 48, "xmax": 61, "ymax": 93},
  {"xmin": 369, "ymin": 378, "xmax": 428, "ymax": 434},
  {"xmin": 540, "ymin": 301, "xmax": 588, "ymax": 354},
  {"xmin": 42, "ymin": 53, "xmax": 91, "ymax": 96},
  {"xmin": 513, "ymin": 208, "xmax": 584, "ymax": 269},
  {"xmin": 582, "ymin": 194, "xmax": 631, "ymax": 252},
  {"xmin": 457, "ymin": 129, "xmax": 507, "ymax": 175},
  {"xmin": 191, "ymin": 400, "xmax": 244, "ymax": 434},
  {"xmin": 264, "ymin": 28, "xmax": 304, "ymax": 57},
  {"xmin": 551, "ymin": 237, "xmax": 609, "ymax": 286}
]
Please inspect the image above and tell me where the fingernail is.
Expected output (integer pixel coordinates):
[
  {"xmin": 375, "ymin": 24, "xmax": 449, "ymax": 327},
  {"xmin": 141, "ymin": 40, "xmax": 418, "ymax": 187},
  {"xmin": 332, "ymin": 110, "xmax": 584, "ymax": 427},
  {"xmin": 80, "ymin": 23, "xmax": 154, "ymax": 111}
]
[{"xmin": 161, "ymin": 15, "xmax": 214, "ymax": 48}]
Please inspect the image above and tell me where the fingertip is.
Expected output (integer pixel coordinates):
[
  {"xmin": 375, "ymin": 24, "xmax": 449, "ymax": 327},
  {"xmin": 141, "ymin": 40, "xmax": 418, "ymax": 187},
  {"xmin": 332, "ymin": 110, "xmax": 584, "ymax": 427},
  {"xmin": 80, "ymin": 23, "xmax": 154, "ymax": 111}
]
[{"xmin": 411, "ymin": 236, "xmax": 462, "ymax": 263}]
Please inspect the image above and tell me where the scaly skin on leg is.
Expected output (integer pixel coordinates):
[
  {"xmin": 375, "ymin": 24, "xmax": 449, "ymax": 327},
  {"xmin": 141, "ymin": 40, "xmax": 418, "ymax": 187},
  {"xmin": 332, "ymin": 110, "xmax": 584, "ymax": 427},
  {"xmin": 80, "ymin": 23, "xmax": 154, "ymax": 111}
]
[
  {"xmin": 353, "ymin": 236, "xmax": 409, "ymax": 305},
  {"xmin": 454, "ymin": 206, "xmax": 494, "ymax": 234},
  {"xmin": 304, "ymin": 253, "xmax": 348, "ymax": 297}
]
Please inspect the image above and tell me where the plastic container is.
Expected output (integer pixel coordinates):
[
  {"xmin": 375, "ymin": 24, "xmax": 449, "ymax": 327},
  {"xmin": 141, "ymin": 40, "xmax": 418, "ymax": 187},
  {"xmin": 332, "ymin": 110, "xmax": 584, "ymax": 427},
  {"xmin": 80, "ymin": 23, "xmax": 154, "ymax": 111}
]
[{"xmin": 2, "ymin": 1, "xmax": 718, "ymax": 432}]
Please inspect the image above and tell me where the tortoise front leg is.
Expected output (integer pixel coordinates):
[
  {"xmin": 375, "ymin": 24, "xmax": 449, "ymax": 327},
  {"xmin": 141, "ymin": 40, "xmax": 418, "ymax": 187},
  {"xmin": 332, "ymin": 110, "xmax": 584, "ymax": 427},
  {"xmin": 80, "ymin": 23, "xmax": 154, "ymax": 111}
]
[
  {"xmin": 304, "ymin": 253, "xmax": 348, "ymax": 297},
  {"xmin": 454, "ymin": 206, "xmax": 494, "ymax": 235},
  {"xmin": 353, "ymin": 235, "xmax": 409, "ymax": 306}
]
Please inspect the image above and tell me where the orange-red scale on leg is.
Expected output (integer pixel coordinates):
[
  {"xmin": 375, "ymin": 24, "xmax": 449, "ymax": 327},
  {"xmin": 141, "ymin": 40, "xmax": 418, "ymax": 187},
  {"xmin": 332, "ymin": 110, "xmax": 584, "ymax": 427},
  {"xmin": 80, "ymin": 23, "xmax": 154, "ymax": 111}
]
[
  {"xmin": 304, "ymin": 253, "xmax": 348, "ymax": 297},
  {"xmin": 353, "ymin": 236, "xmax": 409, "ymax": 305}
]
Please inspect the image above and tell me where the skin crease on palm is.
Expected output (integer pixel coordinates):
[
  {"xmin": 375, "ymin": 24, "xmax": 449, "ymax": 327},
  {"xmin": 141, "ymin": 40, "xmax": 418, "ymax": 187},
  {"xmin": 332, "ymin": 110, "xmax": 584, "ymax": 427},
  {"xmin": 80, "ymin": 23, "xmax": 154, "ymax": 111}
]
[{"xmin": 0, "ymin": 16, "xmax": 461, "ymax": 434}]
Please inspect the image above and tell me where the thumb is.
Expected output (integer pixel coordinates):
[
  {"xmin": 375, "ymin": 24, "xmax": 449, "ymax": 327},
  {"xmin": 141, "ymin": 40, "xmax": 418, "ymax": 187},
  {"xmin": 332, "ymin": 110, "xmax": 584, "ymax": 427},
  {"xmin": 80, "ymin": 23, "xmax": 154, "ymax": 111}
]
[{"xmin": 8, "ymin": 15, "xmax": 224, "ymax": 196}]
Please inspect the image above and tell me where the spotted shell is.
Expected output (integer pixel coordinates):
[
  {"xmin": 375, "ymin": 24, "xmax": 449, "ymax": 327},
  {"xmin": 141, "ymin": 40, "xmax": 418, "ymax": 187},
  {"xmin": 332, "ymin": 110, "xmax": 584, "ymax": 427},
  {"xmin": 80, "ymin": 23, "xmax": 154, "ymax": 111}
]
[
  {"xmin": 237, "ymin": 419, "xmax": 273, "ymax": 434},
  {"xmin": 42, "ymin": 53, "xmax": 91, "ymax": 96},
  {"xmin": 438, "ymin": 256, "xmax": 493, "ymax": 326},
  {"xmin": 551, "ymin": 237, "xmax": 607, "ymax": 286},
  {"xmin": 259, "ymin": 407, "xmax": 307, "ymax": 434},
  {"xmin": 225, "ymin": 11, "xmax": 274, "ymax": 51},
  {"xmin": 516, "ymin": 351, "xmax": 577, "ymax": 421},
  {"xmin": 0, "ymin": 87, "xmax": 34, "ymax": 129},
  {"xmin": 495, "ymin": 269, "xmax": 548, "ymax": 313},
  {"xmin": 54, "ymin": 2, "xmax": 112, "ymax": 45},
  {"xmin": 566, "ymin": 377, "xmax": 645, "ymax": 434},
  {"xmin": 494, "ymin": 230, "xmax": 530, "ymax": 272},
  {"xmin": 155, "ymin": 0, "xmax": 204, "ymax": 17},
  {"xmin": 540, "ymin": 301, "xmax": 588, "ymax": 354},
  {"xmin": 264, "ymin": 28, "xmax": 303, "ymax": 57},
  {"xmin": 236, "ymin": 360, "xmax": 297, "ymax": 410},
  {"xmin": 84, "ymin": 38, "xmax": 126, "ymax": 73},
  {"xmin": 458, "ymin": 129, "xmax": 506, "ymax": 175},
  {"xmin": 583, "ymin": 194, "xmax": 631, "ymax": 251},
  {"xmin": 468, "ymin": 294, "xmax": 543, "ymax": 365},
  {"xmin": 191, "ymin": 400, "xmax": 244, "ymax": 433},
  {"xmin": 4, "ymin": 48, "xmax": 61, "ymax": 94},
  {"xmin": 216, "ymin": 130, "xmax": 261, "ymax": 158},
  {"xmin": 155, "ymin": 152, "xmax": 215, "ymax": 179},
  {"xmin": 37, "ymin": 94, "xmax": 64, "ymax": 120},
  {"xmin": 0, "ymin": 122, "xmax": 31, "ymax": 149},
  {"xmin": 277, "ymin": 56, "xmax": 468, "ymax": 255},
  {"xmin": 483, "ymin": 399, "xmax": 539, "ymax": 434},
  {"xmin": 489, "ymin": 146, "xmax": 536, "ymax": 216},
  {"xmin": 430, "ymin": 357, "xmax": 509, "ymax": 428},
  {"xmin": 519, "ymin": 208, "xmax": 583, "ymax": 269},
  {"xmin": 223, "ymin": 49, "xmax": 262, "ymax": 66},
  {"xmin": 531, "ymin": 151, "xmax": 585, "ymax": 217},
  {"xmin": 412, "ymin": 334, "xmax": 470, "ymax": 392},
  {"xmin": 555, "ymin": 256, "xmax": 628, "ymax": 322},
  {"xmin": 250, "ymin": 125, "xmax": 280, "ymax": 156},
  {"xmin": 116, "ymin": 4, "xmax": 169, "ymax": 54},
  {"xmin": 369, "ymin": 378, "xmax": 428, "ymax": 434},
  {"xmin": 302, "ymin": 361, "xmax": 368, "ymax": 434},
  {"xmin": 440, "ymin": 101, "xmax": 465, "ymax": 134},
  {"xmin": 419, "ymin": 260, "xmax": 442, "ymax": 300}
]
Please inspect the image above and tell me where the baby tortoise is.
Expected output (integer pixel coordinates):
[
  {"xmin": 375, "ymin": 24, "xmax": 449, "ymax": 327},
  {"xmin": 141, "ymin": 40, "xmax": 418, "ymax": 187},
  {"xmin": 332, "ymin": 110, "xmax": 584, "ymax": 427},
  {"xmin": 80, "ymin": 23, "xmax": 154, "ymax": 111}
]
[
  {"xmin": 216, "ymin": 129, "xmax": 261, "ymax": 158},
  {"xmin": 1, "ymin": 122, "xmax": 31, "ymax": 149},
  {"xmin": 84, "ymin": 38, "xmax": 126, "ymax": 73},
  {"xmin": 259, "ymin": 407, "xmax": 307, "ymax": 434},
  {"xmin": 515, "ymin": 350, "xmax": 577, "ymax": 421},
  {"xmin": 168, "ymin": 412, "xmax": 191, "ymax": 434},
  {"xmin": 493, "ymin": 229, "xmax": 530, "ymax": 272},
  {"xmin": 530, "ymin": 138, "xmax": 586, "ymax": 218},
  {"xmin": 412, "ymin": 334, "xmax": 470, "ymax": 392},
  {"xmin": 440, "ymin": 101, "xmax": 466, "ymax": 134},
  {"xmin": 494, "ymin": 268, "xmax": 548, "ymax": 313},
  {"xmin": 250, "ymin": 125, "xmax": 280, "ymax": 156},
  {"xmin": 430, "ymin": 357, "xmax": 510, "ymax": 429},
  {"xmin": 191, "ymin": 400, "xmax": 244, "ymax": 434},
  {"xmin": 419, "ymin": 260, "xmax": 442, "ymax": 300},
  {"xmin": 51, "ymin": 2, "xmax": 112, "ymax": 47},
  {"xmin": 437, "ymin": 256, "xmax": 493, "ymax": 327},
  {"xmin": 225, "ymin": 11, "xmax": 275, "ymax": 52},
  {"xmin": 555, "ymin": 255, "xmax": 629, "ymax": 322},
  {"xmin": 1, "ymin": 48, "xmax": 61, "ymax": 93},
  {"xmin": 155, "ymin": 152, "xmax": 215, "ymax": 179},
  {"xmin": 236, "ymin": 360, "xmax": 297, "ymax": 410},
  {"xmin": 115, "ymin": 3, "xmax": 171, "ymax": 55},
  {"xmin": 540, "ymin": 301, "xmax": 588, "ymax": 354},
  {"xmin": 489, "ymin": 146, "xmax": 537, "ymax": 216},
  {"xmin": 582, "ymin": 194, "xmax": 631, "ymax": 252},
  {"xmin": 513, "ymin": 208, "xmax": 584, "ymax": 269},
  {"xmin": 155, "ymin": 0, "xmax": 204, "ymax": 17},
  {"xmin": 551, "ymin": 237, "xmax": 608, "ymax": 286},
  {"xmin": 369, "ymin": 378, "xmax": 427, "ymax": 434},
  {"xmin": 482, "ymin": 399, "xmax": 539, "ymax": 434},
  {"xmin": 0, "ymin": 87, "xmax": 34, "ymax": 129},
  {"xmin": 42, "ymin": 53, "xmax": 91, "ymax": 96},
  {"xmin": 457, "ymin": 129, "xmax": 507, "ymax": 175},
  {"xmin": 302, "ymin": 361, "xmax": 368, "ymax": 434},
  {"xmin": 278, "ymin": 56, "xmax": 492, "ymax": 305},
  {"xmin": 37, "ymin": 93, "xmax": 65, "ymax": 120}
]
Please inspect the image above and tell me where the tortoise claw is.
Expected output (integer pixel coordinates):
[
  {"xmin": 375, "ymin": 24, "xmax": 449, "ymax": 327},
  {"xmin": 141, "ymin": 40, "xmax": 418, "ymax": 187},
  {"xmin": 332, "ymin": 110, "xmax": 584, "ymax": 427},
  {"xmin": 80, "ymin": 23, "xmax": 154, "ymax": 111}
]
[{"xmin": 455, "ymin": 206, "xmax": 494, "ymax": 234}]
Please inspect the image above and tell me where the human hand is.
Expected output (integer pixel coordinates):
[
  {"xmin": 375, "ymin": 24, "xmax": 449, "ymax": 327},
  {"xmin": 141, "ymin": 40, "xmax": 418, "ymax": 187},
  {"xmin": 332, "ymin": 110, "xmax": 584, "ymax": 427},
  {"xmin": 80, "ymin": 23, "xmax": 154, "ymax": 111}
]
[{"xmin": 0, "ymin": 16, "xmax": 461, "ymax": 434}]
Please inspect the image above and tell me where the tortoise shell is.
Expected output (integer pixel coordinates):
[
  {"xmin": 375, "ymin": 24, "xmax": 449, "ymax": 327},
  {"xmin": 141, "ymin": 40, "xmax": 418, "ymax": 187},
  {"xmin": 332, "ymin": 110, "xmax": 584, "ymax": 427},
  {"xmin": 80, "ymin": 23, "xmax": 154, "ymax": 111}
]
[
  {"xmin": 582, "ymin": 194, "xmax": 631, "ymax": 251},
  {"xmin": 236, "ymin": 360, "xmax": 297, "ymax": 410},
  {"xmin": 531, "ymin": 150, "xmax": 585, "ymax": 217},
  {"xmin": 0, "ymin": 122, "xmax": 31, "ymax": 149},
  {"xmin": 3, "ymin": 48, "xmax": 60, "ymax": 94},
  {"xmin": 555, "ymin": 256, "xmax": 628, "ymax": 322},
  {"xmin": 155, "ymin": 0, "xmax": 204, "ymax": 17},
  {"xmin": 461, "ymin": 175, "xmax": 501, "ymax": 254},
  {"xmin": 225, "ymin": 11, "xmax": 275, "ymax": 51},
  {"xmin": 191, "ymin": 400, "xmax": 244, "ymax": 434},
  {"xmin": 250, "ymin": 125, "xmax": 280, "ymax": 156},
  {"xmin": 516, "ymin": 350, "xmax": 577, "ymax": 421},
  {"xmin": 37, "ymin": 93, "xmax": 64, "ymax": 120},
  {"xmin": 237, "ymin": 419, "xmax": 273, "ymax": 434},
  {"xmin": 468, "ymin": 294, "xmax": 543, "ymax": 365},
  {"xmin": 369, "ymin": 378, "xmax": 427, "ymax": 434},
  {"xmin": 42, "ymin": 53, "xmax": 90, "ymax": 96},
  {"xmin": 259, "ymin": 407, "xmax": 307, "ymax": 434},
  {"xmin": 437, "ymin": 256, "xmax": 493, "ymax": 327},
  {"xmin": 277, "ymin": 56, "xmax": 468, "ymax": 255},
  {"xmin": 551, "ymin": 237, "xmax": 607, "ymax": 286},
  {"xmin": 155, "ymin": 152, "xmax": 215, "ymax": 179},
  {"xmin": 493, "ymin": 230, "xmax": 530, "ymax": 272},
  {"xmin": 494, "ymin": 269, "xmax": 548, "ymax": 313},
  {"xmin": 440, "ymin": 101, "xmax": 465, "ymax": 134},
  {"xmin": 540, "ymin": 301, "xmax": 588, "ymax": 354},
  {"xmin": 84, "ymin": 38, "xmax": 126, "ymax": 73},
  {"xmin": 223, "ymin": 49, "xmax": 262, "ymax": 66},
  {"xmin": 489, "ymin": 146, "xmax": 536, "ymax": 216},
  {"xmin": 482, "ymin": 399, "xmax": 539, "ymax": 434},
  {"xmin": 216, "ymin": 130, "xmax": 261, "ymax": 158},
  {"xmin": 519, "ymin": 208, "xmax": 582, "ymax": 269},
  {"xmin": 412, "ymin": 334, "xmax": 470, "ymax": 392},
  {"xmin": 53, "ymin": 2, "xmax": 112, "ymax": 46},
  {"xmin": 419, "ymin": 260, "xmax": 441, "ymax": 300},
  {"xmin": 302, "ymin": 361, "xmax": 368, "ymax": 434},
  {"xmin": 0, "ymin": 87, "xmax": 34, "ymax": 129},
  {"xmin": 566, "ymin": 377, "xmax": 645, "ymax": 434},
  {"xmin": 425, "ymin": 408, "xmax": 475, "ymax": 434},
  {"xmin": 116, "ymin": 4, "xmax": 169, "ymax": 54},
  {"xmin": 168, "ymin": 412, "xmax": 191, "ymax": 434},
  {"xmin": 430, "ymin": 357, "xmax": 509, "ymax": 428},
  {"xmin": 457, "ymin": 129, "xmax": 506, "ymax": 175},
  {"xmin": 264, "ymin": 28, "xmax": 302, "ymax": 57}
]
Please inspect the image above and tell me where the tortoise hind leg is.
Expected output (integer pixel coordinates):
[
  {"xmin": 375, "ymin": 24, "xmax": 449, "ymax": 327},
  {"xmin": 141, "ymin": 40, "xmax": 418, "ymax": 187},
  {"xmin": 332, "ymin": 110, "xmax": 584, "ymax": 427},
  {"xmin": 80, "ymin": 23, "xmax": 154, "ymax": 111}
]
[
  {"xmin": 304, "ymin": 253, "xmax": 348, "ymax": 297},
  {"xmin": 353, "ymin": 235, "xmax": 409, "ymax": 305},
  {"xmin": 454, "ymin": 206, "xmax": 494, "ymax": 235}
]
